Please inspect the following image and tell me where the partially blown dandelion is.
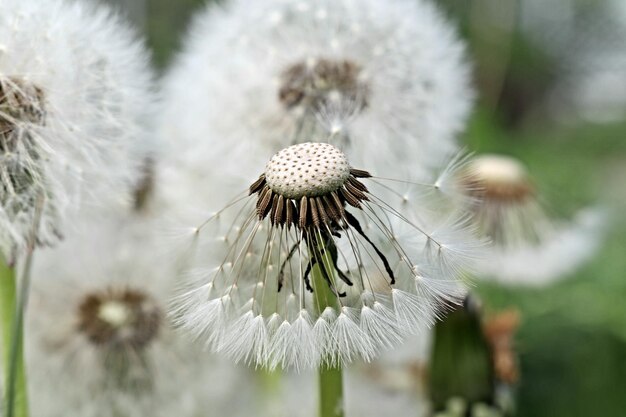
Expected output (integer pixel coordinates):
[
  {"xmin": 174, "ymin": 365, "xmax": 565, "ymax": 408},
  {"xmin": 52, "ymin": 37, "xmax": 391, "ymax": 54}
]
[
  {"xmin": 463, "ymin": 154, "xmax": 604, "ymax": 285},
  {"xmin": 162, "ymin": 0, "xmax": 471, "ymax": 167},
  {"xmin": 171, "ymin": 141, "xmax": 481, "ymax": 370},
  {"xmin": 0, "ymin": 0, "xmax": 154, "ymax": 261}
]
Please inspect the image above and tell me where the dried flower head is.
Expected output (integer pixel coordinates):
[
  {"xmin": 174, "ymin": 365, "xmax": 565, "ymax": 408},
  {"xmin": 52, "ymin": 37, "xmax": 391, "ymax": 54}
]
[
  {"xmin": 27, "ymin": 215, "xmax": 255, "ymax": 417},
  {"xmin": 170, "ymin": 140, "xmax": 482, "ymax": 370},
  {"xmin": 162, "ymin": 0, "xmax": 472, "ymax": 168},
  {"xmin": 463, "ymin": 154, "xmax": 604, "ymax": 285},
  {"xmin": 483, "ymin": 310, "xmax": 520, "ymax": 385},
  {"xmin": 0, "ymin": 0, "xmax": 155, "ymax": 261}
]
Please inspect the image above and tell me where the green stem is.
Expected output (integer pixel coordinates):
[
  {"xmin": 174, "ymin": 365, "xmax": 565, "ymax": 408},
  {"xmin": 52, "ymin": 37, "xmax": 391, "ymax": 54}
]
[
  {"xmin": 318, "ymin": 365, "xmax": 343, "ymax": 417},
  {"xmin": 1, "ymin": 259, "xmax": 28, "ymax": 417},
  {"xmin": 312, "ymin": 243, "xmax": 344, "ymax": 417},
  {"xmin": 256, "ymin": 367, "xmax": 282, "ymax": 416}
]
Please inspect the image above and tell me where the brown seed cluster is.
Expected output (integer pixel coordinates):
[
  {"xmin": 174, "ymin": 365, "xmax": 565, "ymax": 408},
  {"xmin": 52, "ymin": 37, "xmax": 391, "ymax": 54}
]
[
  {"xmin": 278, "ymin": 58, "xmax": 369, "ymax": 112},
  {"xmin": 251, "ymin": 143, "xmax": 397, "ymax": 294},
  {"xmin": 0, "ymin": 77, "xmax": 46, "ymax": 203},
  {"xmin": 251, "ymin": 143, "xmax": 371, "ymax": 230},
  {"xmin": 250, "ymin": 167, "xmax": 371, "ymax": 230},
  {"xmin": 77, "ymin": 287, "xmax": 161, "ymax": 351},
  {"xmin": 0, "ymin": 77, "xmax": 46, "ymax": 146}
]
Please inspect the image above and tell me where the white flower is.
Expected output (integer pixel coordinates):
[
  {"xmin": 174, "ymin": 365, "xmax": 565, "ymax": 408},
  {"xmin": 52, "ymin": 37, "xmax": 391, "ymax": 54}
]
[
  {"xmin": 26, "ymin": 214, "xmax": 256, "ymax": 417},
  {"xmin": 161, "ymin": 0, "xmax": 472, "ymax": 168},
  {"xmin": 168, "ymin": 140, "xmax": 482, "ymax": 370},
  {"xmin": 463, "ymin": 154, "xmax": 605, "ymax": 286},
  {"xmin": 0, "ymin": 0, "xmax": 155, "ymax": 261}
]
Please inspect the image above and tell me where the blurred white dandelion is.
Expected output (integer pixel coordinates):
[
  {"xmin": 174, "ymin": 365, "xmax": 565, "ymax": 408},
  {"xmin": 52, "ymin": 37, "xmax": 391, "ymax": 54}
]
[
  {"xmin": 161, "ymin": 0, "xmax": 472, "ymax": 168},
  {"xmin": 0, "ymin": 0, "xmax": 155, "ymax": 262},
  {"xmin": 169, "ymin": 140, "xmax": 483, "ymax": 371},
  {"xmin": 462, "ymin": 154, "xmax": 605, "ymax": 285},
  {"xmin": 26, "ymin": 214, "xmax": 255, "ymax": 417}
]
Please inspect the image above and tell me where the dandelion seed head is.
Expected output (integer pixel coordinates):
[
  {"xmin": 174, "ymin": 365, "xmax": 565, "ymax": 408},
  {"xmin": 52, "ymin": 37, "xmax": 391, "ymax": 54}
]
[
  {"xmin": 170, "ymin": 140, "xmax": 481, "ymax": 370},
  {"xmin": 0, "ymin": 0, "xmax": 156, "ymax": 260},
  {"xmin": 462, "ymin": 154, "xmax": 605, "ymax": 286},
  {"xmin": 28, "ymin": 213, "xmax": 254, "ymax": 417},
  {"xmin": 163, "ymin": 0, "xmax": 472, "ymax": 168}
]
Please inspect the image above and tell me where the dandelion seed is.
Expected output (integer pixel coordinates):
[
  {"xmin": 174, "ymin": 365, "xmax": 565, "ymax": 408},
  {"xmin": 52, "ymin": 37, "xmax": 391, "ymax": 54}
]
[
  {"xmin": 0, "ymin": 0, "xmax": 155, "ymax": 261},
  {"xmin": 463, "ymin": 154, "xmax": 605, "ymax": 285},
  {"xmin": 171, "ymin": 142, "xmax": 480, "ymax": 370},
  {"xmin": 162, "ymin": 0, "xmax": 472, "ymax": 168}
]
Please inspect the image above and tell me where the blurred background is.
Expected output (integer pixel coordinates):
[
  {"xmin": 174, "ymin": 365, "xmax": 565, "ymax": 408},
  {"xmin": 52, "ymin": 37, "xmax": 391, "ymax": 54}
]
[{"xmin": 107, "ymin": 0, "xmax": 626, "ymax": 415}]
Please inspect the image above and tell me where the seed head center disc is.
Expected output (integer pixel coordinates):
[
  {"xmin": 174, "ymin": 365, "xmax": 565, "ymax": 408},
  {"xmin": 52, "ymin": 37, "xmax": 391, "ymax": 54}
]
[
  {"xmin": 472, "ymin": 155, "xmax": 528, "ymax": 187},
  {"xmin": 264, "ymin": 142, "xmax": 350, "ymax": 199}
]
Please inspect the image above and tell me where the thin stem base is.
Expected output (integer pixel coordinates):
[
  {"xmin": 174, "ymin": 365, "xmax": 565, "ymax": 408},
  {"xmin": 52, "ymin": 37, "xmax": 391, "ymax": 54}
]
[
  {"xmin": 318, "ymin": 365, "xmax": 344, "ymax": 417},
  {"xmin": 1, "ymin": 259, "xmax": 29, "ymax": 417}
]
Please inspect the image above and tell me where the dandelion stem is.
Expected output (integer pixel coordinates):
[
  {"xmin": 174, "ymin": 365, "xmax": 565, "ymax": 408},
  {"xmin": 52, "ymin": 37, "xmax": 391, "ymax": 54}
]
[
  {"xmin": 0, "ymin": 258, "xmax": 29, "ymax": 417},
  {"xmin": 256, "ymin": 367, "xmax": 282, "ymax": 416},
  {"xmin": 318, "ymin": 365, "xmax": 343, "ymax": 417},
  {"xmin": 313, "ymin": 243, "xmax": 344, "ymax": 417}
]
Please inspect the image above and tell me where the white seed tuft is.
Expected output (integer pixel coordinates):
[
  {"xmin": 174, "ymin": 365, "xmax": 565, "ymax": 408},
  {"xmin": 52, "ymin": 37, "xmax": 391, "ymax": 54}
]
[
  {"xmin": 0, "ymin": 0, "xmax": 155, "ymax": 260},
  {"xmin": 161, "ymin": 0, "xmax": 473, "ymax": 169}
]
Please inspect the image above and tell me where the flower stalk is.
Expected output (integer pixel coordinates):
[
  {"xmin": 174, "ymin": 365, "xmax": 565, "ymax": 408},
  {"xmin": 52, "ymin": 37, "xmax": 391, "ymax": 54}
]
[
  {"xmin": 313, "ymin": 243, "xmax": 344, "ymax": 417},
  {"xmin": 256, "ymin": 367, "xmax": 282, "ymax": 416},
  {"xmin": 318, "ymin": 365, "xmax": 343, "ymax": 417},
  {"xmin": 0, "ymin": 258, "xmax": 29, "ymax": 417}
]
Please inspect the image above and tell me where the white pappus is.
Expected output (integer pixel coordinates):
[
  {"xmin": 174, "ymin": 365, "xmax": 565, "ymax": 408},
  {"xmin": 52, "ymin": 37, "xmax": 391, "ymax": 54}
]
[
  {"xmin": 165, "ymin": 137, "xmax": 484, "ymax": 371},
  {"xmin": 0, "ymin": 0, "xmax": 155, "ymax": 262},
  {"xmin": 26, "ymin": 213, "xmax": 256, "ymax": 417},
  {"xmin": 161, "ymin": 0, "xmax": 472, "ymax": 170}
]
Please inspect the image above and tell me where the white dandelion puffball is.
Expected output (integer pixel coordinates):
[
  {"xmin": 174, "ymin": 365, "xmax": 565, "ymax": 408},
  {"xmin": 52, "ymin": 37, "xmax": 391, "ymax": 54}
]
[
  {"xmin": 169, "ymin": 140, "xmax": 483, "ymax": 371},
  {"xmin": 162, "ymin": 0, "xmax": 472, "ymax": 168},
  {"xmin": 27, "ymin": 215, "xmax": 256, "ymax": 417},
  {"xmin": 0, "ymin": 0, "xmax": 154, "ymax": 261},
  {"xmin": 463, "ymin": 154, "xmax": 605, "ymax": 286}
]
